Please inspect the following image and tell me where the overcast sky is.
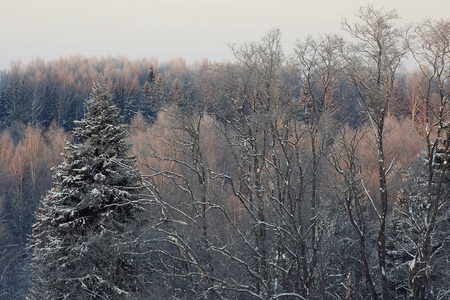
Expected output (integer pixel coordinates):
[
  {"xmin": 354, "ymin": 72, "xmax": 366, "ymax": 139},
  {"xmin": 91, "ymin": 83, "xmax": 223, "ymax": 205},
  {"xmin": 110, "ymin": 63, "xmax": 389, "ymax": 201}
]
[{"xmin": 1, "ymin": 0, "xmax": 449, "ymax": 70}]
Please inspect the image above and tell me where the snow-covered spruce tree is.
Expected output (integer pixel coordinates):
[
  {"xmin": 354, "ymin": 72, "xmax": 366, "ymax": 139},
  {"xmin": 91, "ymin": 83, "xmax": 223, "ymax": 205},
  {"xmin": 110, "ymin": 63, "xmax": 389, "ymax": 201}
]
[{"xmin": 29, "ymin": 83, "xmax": 144, "ymax": 299}]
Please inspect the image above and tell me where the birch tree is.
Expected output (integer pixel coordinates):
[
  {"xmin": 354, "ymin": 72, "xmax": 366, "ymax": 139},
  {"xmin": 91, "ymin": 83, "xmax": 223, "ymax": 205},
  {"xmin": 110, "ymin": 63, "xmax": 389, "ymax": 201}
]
[
  {"xmin": 394, "ymin": 18, "xmax": 450, "ymax": 300},
  {"xmin": 342, "ymin": 6, "xmax": 407, "ymax": 299}
]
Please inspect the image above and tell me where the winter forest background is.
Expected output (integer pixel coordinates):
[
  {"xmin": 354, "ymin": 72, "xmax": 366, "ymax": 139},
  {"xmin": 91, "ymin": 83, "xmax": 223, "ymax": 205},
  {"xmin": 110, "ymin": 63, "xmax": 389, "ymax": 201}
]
[{"xmin": 0, "ymin": 6, "xmax": 449, "ymax": 300}]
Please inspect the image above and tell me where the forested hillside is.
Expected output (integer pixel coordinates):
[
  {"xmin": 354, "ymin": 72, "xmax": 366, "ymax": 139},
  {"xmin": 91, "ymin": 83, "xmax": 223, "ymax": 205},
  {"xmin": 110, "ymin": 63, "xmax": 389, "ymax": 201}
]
[{"xmin": 0, "ymin": 6, "xmax": 449, "ymax": 300}]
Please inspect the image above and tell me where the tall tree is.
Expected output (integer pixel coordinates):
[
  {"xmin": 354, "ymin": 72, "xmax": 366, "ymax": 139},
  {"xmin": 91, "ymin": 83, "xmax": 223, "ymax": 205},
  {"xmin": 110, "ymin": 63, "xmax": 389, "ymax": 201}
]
[
  {"xmin": 29, "ymin": 83, "xmax": 144, "ymax": 299},
  {"xmin": 342, "ymin": 6, "xmax": 407, "ymax": 299},
  {"xmin": 402, "ymin": 19, "xmax": 450, "ymax": 300},
  {"xmin": 291, "ymin": 34, "xmax": 344, "ymax": 298}
]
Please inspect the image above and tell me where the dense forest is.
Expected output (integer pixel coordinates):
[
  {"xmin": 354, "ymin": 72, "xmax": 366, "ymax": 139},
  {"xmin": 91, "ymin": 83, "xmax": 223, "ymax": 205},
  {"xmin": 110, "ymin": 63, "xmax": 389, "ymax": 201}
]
[{"xmin": 0, "ymin": 6, "xmax": 449, "ymax": 300}]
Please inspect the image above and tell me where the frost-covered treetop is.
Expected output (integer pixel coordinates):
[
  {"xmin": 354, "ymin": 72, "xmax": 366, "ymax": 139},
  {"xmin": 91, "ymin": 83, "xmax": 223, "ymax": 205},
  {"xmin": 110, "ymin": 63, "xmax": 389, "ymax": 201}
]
[
  {"xmin": 53, "ymin": 82, "xmax": 140, "ymax": 197},
  {"xmin": 72, "ymin": 82, "xmax": 130, "ymax": 157}
]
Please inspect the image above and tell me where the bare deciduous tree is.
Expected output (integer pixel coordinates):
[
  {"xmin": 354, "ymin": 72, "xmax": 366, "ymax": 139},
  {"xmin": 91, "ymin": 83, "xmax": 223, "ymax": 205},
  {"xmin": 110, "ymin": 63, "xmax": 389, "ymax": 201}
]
[
  {"xmin": 342, "ymin": 6, "xmax": 408, "ymax": 299},
  {"xmin": 401, "ymin": 18, "xmax": 450, "ymax": 300}
]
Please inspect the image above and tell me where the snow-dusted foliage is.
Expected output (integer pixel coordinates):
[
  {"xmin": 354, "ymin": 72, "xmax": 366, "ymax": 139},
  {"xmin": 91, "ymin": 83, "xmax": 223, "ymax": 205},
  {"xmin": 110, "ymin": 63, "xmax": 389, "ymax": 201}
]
[
  {"xmin": 388, "ymin": 151, "xmax": 450, "ymax": 299},
  {"xmin": 28, "ymin": 83, "xmax": 143, "ymax": 299}
]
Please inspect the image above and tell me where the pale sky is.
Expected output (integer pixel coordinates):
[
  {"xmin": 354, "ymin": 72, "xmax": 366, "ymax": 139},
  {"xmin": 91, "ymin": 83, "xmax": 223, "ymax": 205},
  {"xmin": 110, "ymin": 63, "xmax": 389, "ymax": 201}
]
[{"xmin": 1, "ymin": 0, "xmax": 449, "ymax": 70}]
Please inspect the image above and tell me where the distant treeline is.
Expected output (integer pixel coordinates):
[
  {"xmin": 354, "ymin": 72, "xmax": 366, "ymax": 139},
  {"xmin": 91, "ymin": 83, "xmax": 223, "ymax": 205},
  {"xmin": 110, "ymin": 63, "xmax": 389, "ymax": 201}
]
[
  {"xmin": 0, "ymin": 55, "xmax": 206, "ymax": 131},
  {"xmin": 0, "ymin": 51, "xmax": 434, "ymax": 134}
]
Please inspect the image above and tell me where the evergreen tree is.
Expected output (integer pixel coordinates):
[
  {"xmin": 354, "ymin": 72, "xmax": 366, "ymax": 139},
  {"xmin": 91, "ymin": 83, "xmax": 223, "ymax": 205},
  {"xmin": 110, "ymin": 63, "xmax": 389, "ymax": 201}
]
[
  {"xmin": 141, "ymin": 68, "xmax": 164, "ymax": 122},
  {"xmin": 29, "ymin": 83, "xmax": 144, "ymax": 299},
  {"xmin": 0, "ymin": 89, "xmax": 7, "ymax": 127}
]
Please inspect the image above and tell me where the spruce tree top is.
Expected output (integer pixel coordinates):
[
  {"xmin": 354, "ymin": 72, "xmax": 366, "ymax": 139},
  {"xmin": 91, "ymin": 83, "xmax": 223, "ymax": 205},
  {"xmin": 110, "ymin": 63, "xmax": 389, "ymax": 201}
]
[
  {"xmin": 72, "ymin": 82, "xmax": 130, "ymax": 157},
  {"xmin": 45, "ymin": 82, "xmax": 140, "ymax": 233}
]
